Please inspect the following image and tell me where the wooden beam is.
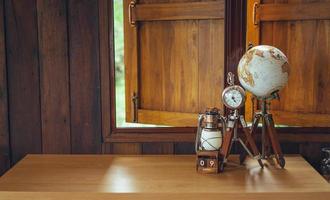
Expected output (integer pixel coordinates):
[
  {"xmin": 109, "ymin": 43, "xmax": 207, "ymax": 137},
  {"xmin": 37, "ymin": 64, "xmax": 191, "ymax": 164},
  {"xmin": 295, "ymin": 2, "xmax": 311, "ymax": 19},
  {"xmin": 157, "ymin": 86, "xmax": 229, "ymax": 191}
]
[
  {"xmin": 124, "ymin": 0, "xmax": 138, "ymax": 123},
  {"xmin": 271, "ymin": 110, "xmax": 330, "ymax": 127},
  {"xmin": 137, "ymin": 109, "xmax": 198, "ymax": 127},
  {"xmin": 225, "ymin": 0, "xmax": 247, "ymax": 116},
  {"xmin": 259, "ymin": 2, "xmax": 330, "ymax": 22},
  {"xmin": 132, "ymin": 1, "xmax": 224, "ymax": 22},
  {"xmin": 106, "ymin": 130, "xmax": 330, "ymax": 143},
  {"xmin": 106, "ymin": 133, "xmax": 195, "ymax": 143},
  {"xmin": 99, "ymin": 0, "xmax": 111, "ymax": 139},
  {"xmin": 245, "ymin": 0, "xmax": 260, "ymax": 122}
]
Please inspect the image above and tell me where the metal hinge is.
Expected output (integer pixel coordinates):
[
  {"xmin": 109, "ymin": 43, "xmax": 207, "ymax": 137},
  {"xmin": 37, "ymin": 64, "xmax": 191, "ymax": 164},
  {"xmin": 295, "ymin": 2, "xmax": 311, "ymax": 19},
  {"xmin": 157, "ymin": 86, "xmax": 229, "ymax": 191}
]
[
  {"xmin": 128, "ymin": 0, "xmax": 137, "ymax": 27},
  {"xmin": 253, "ymin": 2, "xmax": 259, "ymax": 26},
  {"xmin": 132, "ymin": 92, "xmax": 138, "ymax": 122},
  {"xmin": 247, "ymin": 42, "xmax": 254, "ymax": 50}
]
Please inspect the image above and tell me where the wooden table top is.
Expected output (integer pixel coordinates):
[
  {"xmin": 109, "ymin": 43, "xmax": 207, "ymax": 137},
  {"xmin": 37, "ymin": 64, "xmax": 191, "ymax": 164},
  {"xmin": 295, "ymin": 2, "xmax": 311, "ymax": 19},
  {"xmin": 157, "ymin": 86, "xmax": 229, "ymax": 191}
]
[
  {"xmin": 1, "ymin": 192, "xmax": 330, "ymax": 200},
  {"xmin": 0, "ymin": 155, "xmax": 329, "ymax": 199}
]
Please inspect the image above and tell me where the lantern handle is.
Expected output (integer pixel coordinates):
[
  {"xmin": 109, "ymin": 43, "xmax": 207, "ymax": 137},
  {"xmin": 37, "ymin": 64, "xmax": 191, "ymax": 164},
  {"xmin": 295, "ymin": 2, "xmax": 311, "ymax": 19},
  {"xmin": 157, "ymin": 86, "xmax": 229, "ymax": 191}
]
[{"xmin": 195, "ymin": 114, "xmax": 204, "ymax": 153}]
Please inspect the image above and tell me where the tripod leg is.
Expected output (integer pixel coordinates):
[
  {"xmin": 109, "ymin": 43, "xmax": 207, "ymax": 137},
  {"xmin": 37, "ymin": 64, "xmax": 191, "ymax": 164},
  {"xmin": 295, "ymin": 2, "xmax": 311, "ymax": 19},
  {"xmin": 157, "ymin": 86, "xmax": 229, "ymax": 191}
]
[
  {"xmin": 239, "ymin": 114, "xmax": 261, "ymax": 165},
  {"xmin": 240, "ymin": 115, "xmax": 263, "ymax": 168},
  {"xmin": 262, "ymin": 116, "xmax": 272, "ymax": 158},
  {"xmin": 242, "ymin": 127, "xmax": 263, "ymax": 168},
  {"xmin": 265, "ymin": 114, "xmax": 285, "ymax": 168},
  {"xmin": 219, "ymin": 128, "xmax": 234, "ymax": 172}
]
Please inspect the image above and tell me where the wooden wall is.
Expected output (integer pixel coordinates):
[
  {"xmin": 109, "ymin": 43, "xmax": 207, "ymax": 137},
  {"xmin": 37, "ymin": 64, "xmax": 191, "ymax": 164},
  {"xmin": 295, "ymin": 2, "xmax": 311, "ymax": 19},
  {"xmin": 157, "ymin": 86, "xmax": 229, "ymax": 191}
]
[
  {"xmin": 0, "ymin": 0, "xmax": 106, "ymax": 174},
  {"xmin": 0, "ymin": 0, "xmax": 329, "ymax": 177}
]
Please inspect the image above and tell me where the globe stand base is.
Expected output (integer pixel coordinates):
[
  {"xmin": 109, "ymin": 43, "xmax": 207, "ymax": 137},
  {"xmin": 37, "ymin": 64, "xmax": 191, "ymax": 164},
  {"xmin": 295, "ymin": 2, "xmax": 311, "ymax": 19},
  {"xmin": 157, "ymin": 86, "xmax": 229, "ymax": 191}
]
[{"xmin": 241, "ymin": 99, "xmax": 285, "ymax": 168}]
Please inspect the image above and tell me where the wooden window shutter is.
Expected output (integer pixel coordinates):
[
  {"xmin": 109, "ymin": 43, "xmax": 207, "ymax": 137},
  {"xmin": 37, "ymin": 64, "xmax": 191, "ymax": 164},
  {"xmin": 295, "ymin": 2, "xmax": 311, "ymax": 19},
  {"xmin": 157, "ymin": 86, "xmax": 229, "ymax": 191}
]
[
  {"xmin": 124, "ymin": 0, "xmax": 225, "ymax": 127},
  {"xmin": 246, "ymin": 0, "xmax": 330, "ymax": 127}
]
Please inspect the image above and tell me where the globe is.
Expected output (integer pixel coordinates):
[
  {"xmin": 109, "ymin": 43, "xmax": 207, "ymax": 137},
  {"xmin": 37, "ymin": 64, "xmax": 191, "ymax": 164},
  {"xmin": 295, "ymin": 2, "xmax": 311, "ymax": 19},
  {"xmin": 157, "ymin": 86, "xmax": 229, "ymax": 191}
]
[{"xmin": 237, "ymin": 45, "xmax": 289, "ymax": 98}]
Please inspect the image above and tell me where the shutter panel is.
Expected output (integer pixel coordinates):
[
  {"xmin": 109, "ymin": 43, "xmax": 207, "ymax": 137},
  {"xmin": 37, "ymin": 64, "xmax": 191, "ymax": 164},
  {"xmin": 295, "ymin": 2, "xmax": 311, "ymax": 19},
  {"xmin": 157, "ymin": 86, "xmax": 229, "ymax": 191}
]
[
  {"xmin": 246, "ymin": 0, "xmax": 330, "ymax": 127},
  {"xmin": 124, "ymin": 0, "xmax": 225, "ymax": 127}
]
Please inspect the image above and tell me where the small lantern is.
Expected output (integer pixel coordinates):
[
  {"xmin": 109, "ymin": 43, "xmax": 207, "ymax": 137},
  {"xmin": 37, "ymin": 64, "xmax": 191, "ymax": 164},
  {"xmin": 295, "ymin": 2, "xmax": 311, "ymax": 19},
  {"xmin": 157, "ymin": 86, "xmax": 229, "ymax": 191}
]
[{"xmin": 195, "ymin": 108, "xmax": 225, "ymax": 173}]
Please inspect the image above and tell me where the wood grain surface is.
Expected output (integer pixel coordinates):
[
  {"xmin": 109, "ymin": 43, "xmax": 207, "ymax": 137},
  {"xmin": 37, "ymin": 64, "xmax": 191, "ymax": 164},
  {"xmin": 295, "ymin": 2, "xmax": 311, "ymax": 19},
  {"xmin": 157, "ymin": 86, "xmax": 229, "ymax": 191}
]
[
  {"xmin": 5, "ymin": 0, "xmax": 42, "ymax": 163},
  {"xmin": 246, "ymin": 0, "xmax": 330, "ymax": 126},
  {"xmin": 37, "ymin": 0, "xmax": 71, "ymax": 153},
  {"xmin": 99, "ymin": 0, "xmax": 111, "ymax": 139},
  {"xmin": 68, "ymin": 0, "xmax": 102, "ymax": 153},
  {"xmin": 133, "ymin": 1, "xmax": 225, "ymax": 21},
  {"xmin": 125, "ymin": 0, "xmax": 225, "ymax": 126},
  {"xmin": 259, "ymin": 2, "xmax": 330, "ymax": 21},
  {"xmin": 0, "ymin": 155, "xmax": 329, "ymax": 193},
  {"xmin": 0, "ymin": 0, "xmax": 9, "ymax": 175},
  {"xmin": 124, "ymin": 0, "xmax": 139, "ymax": 123},
  {"xmin": 1, "ymin": 192, "xmax": 330, "ymax": 200},
  {"xmin": 0, "ymin": 0, "xmax": 111, "ymax": 172}
]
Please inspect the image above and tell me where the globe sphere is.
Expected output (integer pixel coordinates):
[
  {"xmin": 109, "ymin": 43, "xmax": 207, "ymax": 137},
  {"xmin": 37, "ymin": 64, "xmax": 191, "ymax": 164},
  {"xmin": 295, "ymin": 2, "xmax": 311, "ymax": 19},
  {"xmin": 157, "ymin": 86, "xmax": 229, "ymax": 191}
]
[{"xmin": 237, "ymin": 45, "xmax": 289, "ymax": 98}]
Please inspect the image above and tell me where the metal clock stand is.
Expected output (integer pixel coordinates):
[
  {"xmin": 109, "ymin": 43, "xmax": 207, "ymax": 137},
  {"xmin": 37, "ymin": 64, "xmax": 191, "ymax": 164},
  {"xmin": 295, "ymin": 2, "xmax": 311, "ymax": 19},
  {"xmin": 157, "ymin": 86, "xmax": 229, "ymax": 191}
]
[
  {"xmin": 219, "ymin": 72, "xmax": 263, "ymax": 172},
  {"xmin": 219, "ymin": 109, "xmax": 264, "ymax": 172}
]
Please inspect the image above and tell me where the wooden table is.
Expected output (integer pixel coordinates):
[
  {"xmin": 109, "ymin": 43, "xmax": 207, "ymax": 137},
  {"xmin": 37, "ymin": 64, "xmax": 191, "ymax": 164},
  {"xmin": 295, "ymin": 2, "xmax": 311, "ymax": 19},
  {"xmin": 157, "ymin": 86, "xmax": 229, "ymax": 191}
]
[{"xmin": 0, "ymin": 155, "xmax": 329, "ymax": 199}]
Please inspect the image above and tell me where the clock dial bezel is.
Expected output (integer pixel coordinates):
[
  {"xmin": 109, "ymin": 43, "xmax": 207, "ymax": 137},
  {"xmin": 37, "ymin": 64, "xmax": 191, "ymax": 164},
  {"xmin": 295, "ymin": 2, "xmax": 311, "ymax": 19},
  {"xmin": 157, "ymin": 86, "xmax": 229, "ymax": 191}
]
[{"xmin": 222, "ymin": 85, "xmax": 246, "ymax": 109}]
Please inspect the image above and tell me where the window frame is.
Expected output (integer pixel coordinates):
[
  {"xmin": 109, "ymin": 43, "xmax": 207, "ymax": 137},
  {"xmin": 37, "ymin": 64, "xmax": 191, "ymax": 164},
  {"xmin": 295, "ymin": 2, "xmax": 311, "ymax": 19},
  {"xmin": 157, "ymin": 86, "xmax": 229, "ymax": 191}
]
[
  {"xmin": 105, "ymin": 0, "xmax": 330, "ymax": 143},
  {"xmin": 106, "ymin": 0, "xmax": 245, "ymax": 141}
]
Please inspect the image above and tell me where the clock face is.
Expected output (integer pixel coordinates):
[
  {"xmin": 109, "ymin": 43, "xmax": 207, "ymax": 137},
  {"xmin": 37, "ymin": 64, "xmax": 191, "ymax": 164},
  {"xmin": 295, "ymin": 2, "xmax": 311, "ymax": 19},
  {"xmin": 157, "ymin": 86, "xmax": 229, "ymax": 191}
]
[{"xmin": 222, "ymin": 86, "xmax": 245, "ymax": 109}]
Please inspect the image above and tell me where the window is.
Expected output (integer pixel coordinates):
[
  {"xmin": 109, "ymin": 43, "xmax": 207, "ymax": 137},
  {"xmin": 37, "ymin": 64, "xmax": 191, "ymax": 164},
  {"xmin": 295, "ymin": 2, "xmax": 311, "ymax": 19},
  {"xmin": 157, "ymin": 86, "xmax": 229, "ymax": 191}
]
[
  {"xmin": 245, "ymin": 0, "xmax": 330, "ymax": 127},
  {"xmin": 114, "ymin": 0, "xmax": 167, "ymax": 127},
  {"xmin": 119, "ymin": 0, "xmax": 226, "ymax": 127}
]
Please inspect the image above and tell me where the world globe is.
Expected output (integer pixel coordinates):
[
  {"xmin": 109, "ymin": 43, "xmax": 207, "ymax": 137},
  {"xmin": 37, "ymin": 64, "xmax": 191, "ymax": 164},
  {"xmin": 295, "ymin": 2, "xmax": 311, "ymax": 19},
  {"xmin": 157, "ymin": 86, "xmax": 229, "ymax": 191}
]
[{"xmin": 237, "ymin": 45, "xmax": 289, "ymax": 98}]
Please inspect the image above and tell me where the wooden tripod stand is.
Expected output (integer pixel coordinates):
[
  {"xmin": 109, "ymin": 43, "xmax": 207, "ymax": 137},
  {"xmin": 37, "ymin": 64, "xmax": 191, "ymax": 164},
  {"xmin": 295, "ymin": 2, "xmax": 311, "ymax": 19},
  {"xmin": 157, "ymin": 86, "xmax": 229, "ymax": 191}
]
[
  {"xmin": 219, "ymin": 110, "xmax": 263, "ymax": 172},
  {"xmin": 241, "ymin": 99, "xmax": 285, "ymax": 168}
]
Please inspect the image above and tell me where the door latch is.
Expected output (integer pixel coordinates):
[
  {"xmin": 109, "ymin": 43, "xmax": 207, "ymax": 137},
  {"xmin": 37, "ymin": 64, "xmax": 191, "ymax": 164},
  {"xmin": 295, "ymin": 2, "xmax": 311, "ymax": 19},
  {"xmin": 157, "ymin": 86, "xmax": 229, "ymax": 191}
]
[{"xmin": 132, "ymin": 92, "xmax": 138, "ymax": 122}]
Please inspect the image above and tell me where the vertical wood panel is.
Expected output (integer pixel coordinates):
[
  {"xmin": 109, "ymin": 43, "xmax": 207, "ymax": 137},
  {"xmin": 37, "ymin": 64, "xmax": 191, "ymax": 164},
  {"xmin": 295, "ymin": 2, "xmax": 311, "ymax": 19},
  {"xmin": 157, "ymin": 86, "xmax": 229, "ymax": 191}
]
[
  {"xmin": 174, "ymin": 142, "xmax": 195, "ymax": 154},
  {"xmin": 5, "ymin": 0, "xmax": 42, "ymax": 163},
  {"xmin": 268, "ymin": 0, "xmax": 288, "ymax": 111},
  {"xmin": 198, "ymin": 19, "xmax": 224, "ymax": 112},
  {"xmin": 109, "ymin": 0, "xmax": 116, "ymax": 129},
  {"xmin": 124, "ymin": 0, "xmax": 138, "ymax": 122},
  {"xmin": 142, "ymin": 142, "xmax": 174, "ymax": 154},
  {"xmin": 139, "ymin": 22, "xmax": 166, "ymax": 111},
  {"xmin": 105, "ymin": 143, "xmax": 142, "ymax": 154},
  {"xmin": 99, "ymin": 0, "xmax": 111, "ymax": 138},
  {"xmin": 69, "ymin": 0, "xmax": 101, "ymax": 153},
  {"xmin": 0, "ymin": 0, "xmax": 10, "ymax": 174},
  {"xmin": 139, "ymin": 20, "xmax": 199, "ymax": 113},
  {"xmin": 37, "ymin": 0, "xmax": 70, "ymax": 153},
  {"xmin": 245, "ymin": 0, "xmax": 260, "ymax": 121}
]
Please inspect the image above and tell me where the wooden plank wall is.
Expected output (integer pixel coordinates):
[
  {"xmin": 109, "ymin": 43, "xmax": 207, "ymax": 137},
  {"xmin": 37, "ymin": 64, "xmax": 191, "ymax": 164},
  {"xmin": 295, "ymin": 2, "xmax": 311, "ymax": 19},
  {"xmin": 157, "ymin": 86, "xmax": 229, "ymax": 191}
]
[
  {"xmin": 38, "ymin": 0, "xmax": 71, "ymax": 154},
  {"xmin": 0, "ymin": 0, "xmax": 328, "ymax": 177},
  {"xmin": 68, "ymin": 0, "xmax": 102, "ymax": 154},
  {"xmin": 0, "ymin": 0, "xmax": 106, "ymax": 173},
  {"xmin": 0, "ymin": 0, "xmax": 10, "ymax": 175},
  {"xmin": 5, "ymin": 0, "xmax": 42, "ymax": 164}
]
